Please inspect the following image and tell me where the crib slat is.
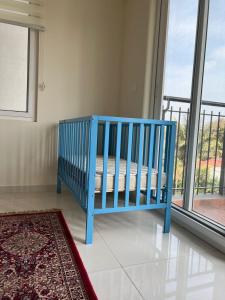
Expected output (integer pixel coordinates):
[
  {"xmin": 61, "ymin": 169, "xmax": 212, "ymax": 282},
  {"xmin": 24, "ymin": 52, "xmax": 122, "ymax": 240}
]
[
  {"xmin": 75, "ymin": 123, "xmax": 79, "ymax": 195},
  {"xmin": 114, "ymin": 122, "xmax": 122, "ymax": 207},
  {"xmin": 69, "ymin": 123, "xmax": 72, "ymax": 186},
  {"xmin": 125, "ymin": 123, "xmax": 133, "ymax": 206},
  {"xmin": 125, "ymin": 125, "xmax": 129, "ymax": 158},
  {"xmin": 70, "ymin": 123, "xmax": 74, "ymax": 196},
  {"xmin": 146, "ymin": 125, "xmax": 155, "ymax": 204},
  {"xmin": 75, "ymin": 122, "xmax": 79, "ymax": 196},
  {"xmin": 166, "ymin": 124, "xmax": 176, "ymax": 203},
  {"xmin": 64, "ymin": 123, "xmax": 68, "ymax": 182},
  {"xmin": 156, "ymin": 126, "xmax": 164, "ymax": 204},
  {"xmin": 86, "ymin": 118, "xmax": 98, "ymax": 244},
  {"xmin": 136, "ymin": 123, "xmax": 144, "ymax": 205},
  {"xmin": 163, "ymin": 126, "xmax": 170, "ymax": 203},
  {"xmin": 102, "ymin": 121, "xmax": 110, "ymax": 209},
  {"xmin": 143, "ymin": 126, "xmax": 146, "ymax": 165},
  {"xmin": 60, "ymin": 124, "xmax": 63, "ymax": 175},
  {"xmin": 58, "ymin": 124, "xmax": 61, "ymax": 176},
  {"xmin": 164, "ymin": 125, "xmax": 171, "ymax": 174},
  {"xmin": 84, "ymin": 122, "xmax": 88, "ymax": 204},
  {"xmin": 80, "ymin": 122, "xmax": 83, "ymax": 199},
  {"xmin": 71, "ymin": 123, "xmax": 75, "ymax": 188},
  {"xmin": 81, "ymin": 122, "xmax": 85, "ymax": 206},
  {"xmin": 78, "ymin": 122, "xmax": 82, "ymax": 199},
  {"xmin": 86, "ymin": 120, "xmax": 91, "ymax": 191},
  {"xmin": 64, "ymin": 123, "xmax": 68, "ymax": 184},
  {"xmin": 74, "ymin": 122, "xmax": 78, "ymax": 195},
  {"xmin": 68, "ymin": 123, "xmax": 72, "ymax": 185}
]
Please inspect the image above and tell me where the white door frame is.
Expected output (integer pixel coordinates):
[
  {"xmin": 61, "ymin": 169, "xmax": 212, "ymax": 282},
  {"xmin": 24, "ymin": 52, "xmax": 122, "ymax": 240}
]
[{"xmin": 151, "ymin": 0, "xmax": 225, "ymax": 253}]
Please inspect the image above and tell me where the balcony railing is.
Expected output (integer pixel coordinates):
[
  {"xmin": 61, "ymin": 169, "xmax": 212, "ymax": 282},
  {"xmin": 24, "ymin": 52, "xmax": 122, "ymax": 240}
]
[{"xmin": 163, "ymin": 96, "xmax": 225, "ymax": 196}]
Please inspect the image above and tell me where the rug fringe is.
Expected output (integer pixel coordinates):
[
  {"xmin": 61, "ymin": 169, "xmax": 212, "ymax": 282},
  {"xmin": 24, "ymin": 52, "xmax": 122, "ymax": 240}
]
[{"xmin": 0, "ymin": 208, "xmax": 61, "ymax": 216}]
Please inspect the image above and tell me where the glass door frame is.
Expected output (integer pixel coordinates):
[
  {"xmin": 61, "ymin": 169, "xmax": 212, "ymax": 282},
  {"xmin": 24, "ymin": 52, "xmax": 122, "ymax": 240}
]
[
  {"xmin": 183, "ymin": 0, "xmax": 209, "ymax": 212},
  {"xmin": 152, "ymin": 0, "xmax": 225, "ymax": 237}
]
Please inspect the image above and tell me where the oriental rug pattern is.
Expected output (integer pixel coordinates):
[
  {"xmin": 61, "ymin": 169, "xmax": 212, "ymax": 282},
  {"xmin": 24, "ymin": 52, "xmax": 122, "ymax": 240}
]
[{"xmin": 0, "ymin": 210, "xmax": 97, "ymax": 300}]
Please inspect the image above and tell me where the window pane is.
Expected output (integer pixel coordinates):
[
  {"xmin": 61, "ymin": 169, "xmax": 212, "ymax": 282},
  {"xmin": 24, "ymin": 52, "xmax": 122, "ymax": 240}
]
[
  {"xmin": 164, "ymin": 0, "xmax": 199, "ymax": 99},
  {"xmin": 202, "ymin": 0, "xmax": 225, "ymax": 103},
  {"xmin": 193, "ymin": 0, "xmax": 225, "ymax": 228},
  {"xmin": 0, "ymin": 23, "xmax": 28, "ymax": 112},
  {"xmin": 162, "ymin": 0, "xmax": 199, "ymax": 208}
]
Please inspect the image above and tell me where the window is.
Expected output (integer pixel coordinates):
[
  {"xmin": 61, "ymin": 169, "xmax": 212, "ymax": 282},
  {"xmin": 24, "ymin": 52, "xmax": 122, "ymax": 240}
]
[
  {"xmin": 0, "ymin": 22, "xmax": 38, "ymax": 120},
  {"xmin": 164, "ymin": 0, "xmax": 199, "ymax": 99},
  {"xmin": 161, "ymin": 0, "xmax": 225, "ymax": 232},
  {"xmin": 163, "ymin": 0, "xmax": 199, "ymax": 207}
]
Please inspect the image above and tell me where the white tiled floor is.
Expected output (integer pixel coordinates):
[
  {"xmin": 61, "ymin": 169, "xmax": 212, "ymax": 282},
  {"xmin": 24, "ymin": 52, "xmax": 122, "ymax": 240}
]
[{"xmin": 0, "ymin": 190, "xmax": 225, "ymax": 300}]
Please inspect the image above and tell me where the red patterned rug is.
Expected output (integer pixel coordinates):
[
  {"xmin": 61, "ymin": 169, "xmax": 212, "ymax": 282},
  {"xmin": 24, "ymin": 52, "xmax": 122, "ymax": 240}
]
[{"xmin": 0, "ymin": 210, "xmax": 98, "ymax": 300}]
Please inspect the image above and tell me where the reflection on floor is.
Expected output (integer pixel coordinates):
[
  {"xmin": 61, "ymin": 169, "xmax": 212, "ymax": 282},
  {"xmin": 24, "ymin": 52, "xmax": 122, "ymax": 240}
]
[
  {"xmin": 0, "ymin": 190, "xmax": 225, "ymax": 300},
  {"xmin": 173, "ymin": 195, "xmax": 225, "ymax": 227}
]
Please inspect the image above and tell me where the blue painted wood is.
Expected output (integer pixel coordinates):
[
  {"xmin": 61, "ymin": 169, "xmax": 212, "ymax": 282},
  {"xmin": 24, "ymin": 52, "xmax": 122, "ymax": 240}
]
[
  {"xmin": 136, "ymin": 123, "xmax": 144, "ymax": 205},
  {"xmin": 102, "ymin": 121, "xmax": 110, "ymax": 209},
  {"xmin": 143, "ymin": 126, "xmax": 147, "ymax": 165},
  {"xmin": 60, "ymin": 115, "xmax": 176, "ymax": 126},
  {"xmin": 86, "ymin": 118, "xmax": 98, "ymax": 244},
  {"xmin": 164, "ymin": 126, "xmax": 170, "ymax": 173},
  {"xmin": 146, "ymin": 125, "xmax": 155, "ymax": 204},
  {"xmin": 86, "ymin": 120, "xmax": 91, "ymax": 193},
  {"xmin": 57, "ymin": 123, "xmax": 62, "ymax": 193},
  {"xmin": 156, "ymin": 126, "xmax": 165, "ymax": 204},
  {"xmin": 81, "ymin": 122, "xmax": 85, "ymax": 207},
  {"xmin": 95, "ymin": 115, "xmax": 175, "ymax": 126},
  {"xmin": 67, "ymin": 123, "xmax": 71, "ymax": 188},
  {"xmin": 94, "ymin": 203, "xmax": 167, "ymax": 215},
  {"xmin": 114, "ymin": 122, "xmax": 122, "ymax": 207},
  {"xmin": 74, "ymin": 122, "xmax": 79, "ymax": 195},
  {"xmin": 65, "ymin": 123, "xmax": 69, "ymax": 186},
  {"xmin": 164, "ymin": 124, "xmax": 176, "ymax": 233},
  {"xmin": 57, "ymin": 115, "xmax": 176, "ymax": 244},
  {"xmin": 125, "ymin": 123, "xmax": 133, "ymax": 206}
]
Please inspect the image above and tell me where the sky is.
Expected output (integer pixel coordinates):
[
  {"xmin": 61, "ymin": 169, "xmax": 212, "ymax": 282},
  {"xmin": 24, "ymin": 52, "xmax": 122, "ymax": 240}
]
[{"xmin": 164, "ymin": 0, "xmax": 225, "ymax": 109}]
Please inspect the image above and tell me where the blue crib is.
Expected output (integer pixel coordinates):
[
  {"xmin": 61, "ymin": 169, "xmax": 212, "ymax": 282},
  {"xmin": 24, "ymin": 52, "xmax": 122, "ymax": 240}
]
[{"xmin": 57, "ymin": 115, "xmax": 176, "ymax": 244}]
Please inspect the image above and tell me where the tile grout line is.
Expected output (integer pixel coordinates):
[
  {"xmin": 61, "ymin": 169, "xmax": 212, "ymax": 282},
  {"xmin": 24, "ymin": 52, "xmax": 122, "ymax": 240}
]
[
  {"xmin": 122, "ymin": 267, "xmax": 146, "ymax": 300},
  {"xmin": 95, "ymin": 226, "xmax": 145, "ymax": 300},
  {"xmin": 95, "ymin": 223, "xmax": 192, "ymax": 268}
]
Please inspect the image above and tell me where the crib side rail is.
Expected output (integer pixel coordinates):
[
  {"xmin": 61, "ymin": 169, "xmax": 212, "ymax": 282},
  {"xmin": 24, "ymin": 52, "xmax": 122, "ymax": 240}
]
[
  {"xmin": 58, "ymin": 117, "xmax": 96, "ymax": 209},
  {"xmin": 95, "ymin": 118, "xmax": 176, "ymax": 213},
  {"xmin": 58, "ymin": 115, "xmax": 176, "ymax": 213}
]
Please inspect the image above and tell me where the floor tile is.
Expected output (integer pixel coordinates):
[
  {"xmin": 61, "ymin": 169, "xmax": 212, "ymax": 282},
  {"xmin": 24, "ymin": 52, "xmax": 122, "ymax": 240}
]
[
  {"xmin": 95, "ymin": 210, "xmax": 216, "ymax": 267},
  {"xmin": 90, "ymin": 268, "xmax": 143, "ymax": 300},
  {"xmin": 125, "ymin": 253, "xmax": 225, "ymax": 300},
  {"xmin": 0, "ymin": 190, "xmax": 225, "ymax": 300},
  {"xmin": 76, "ymin": 235, "xmax": 120, "ymax": 273}
]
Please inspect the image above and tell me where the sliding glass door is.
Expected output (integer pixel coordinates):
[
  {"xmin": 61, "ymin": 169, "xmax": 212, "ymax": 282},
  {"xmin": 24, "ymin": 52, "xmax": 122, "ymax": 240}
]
[
  {"xmin": 162, "ymin": 0, "xmax": 199, "ymax": 208},
  {"xmin": 193, "ymin": 0, "xmax": 225, "ymax": 227},
  {"xmin": 162, "ymin": 0, "xmax": 225, "ymax": 229}
]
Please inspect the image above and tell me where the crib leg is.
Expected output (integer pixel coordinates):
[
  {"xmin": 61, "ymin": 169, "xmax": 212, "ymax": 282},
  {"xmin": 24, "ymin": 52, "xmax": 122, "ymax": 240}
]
[
  {"xmin": 57, "ymin": 176, "xmax": 62, "ymax": 194},
  {"xmin": 163, "ymin": 206, "xmax": 171, "ymax": 233},
  {"xmin": 86, "ymin": 213, "xmax": 94, "ymax": 244}
]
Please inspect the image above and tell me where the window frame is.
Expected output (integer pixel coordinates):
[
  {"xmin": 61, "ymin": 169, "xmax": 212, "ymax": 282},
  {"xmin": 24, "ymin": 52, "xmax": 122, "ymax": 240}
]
[
  {"xmin": 0, "ymin": 25, "xmax": 38, "ymax": 121},
  {"xmin": 152, "ymin": 0, "xmax": 225, "ymax": 253}
]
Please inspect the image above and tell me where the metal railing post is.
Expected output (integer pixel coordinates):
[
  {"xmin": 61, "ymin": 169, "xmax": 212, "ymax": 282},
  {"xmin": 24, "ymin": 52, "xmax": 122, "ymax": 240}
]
[{"xmin": 219, "ymin": 130, "xmax": 225, "ymax": 196}]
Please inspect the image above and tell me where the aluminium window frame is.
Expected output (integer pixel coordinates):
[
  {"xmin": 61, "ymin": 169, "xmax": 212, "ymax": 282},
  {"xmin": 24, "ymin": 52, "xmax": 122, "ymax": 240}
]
[
  {"xmin": 152, "ymin": 0, "xmax": 225, "ymax": 253},
  {"xmin": 0, "ymin": 25, "xmax": 38, "ymax": 121}
]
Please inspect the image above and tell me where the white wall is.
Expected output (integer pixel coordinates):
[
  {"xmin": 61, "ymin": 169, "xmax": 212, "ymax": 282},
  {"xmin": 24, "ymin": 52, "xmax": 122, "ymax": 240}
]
[
  {"xmin": 0, "ymin": 0, "xmax": 124, "ymax": 187},
  {"xmin": 119, "ymin": 0, "xmax": 157, "ymax": 118},
  {"xmin": 0, "ymin": 0, "xmax": 158, "ymax": 188},
  {"xmin": 38, "ymin": 0, "xmax": 124, "ymax": 123}
]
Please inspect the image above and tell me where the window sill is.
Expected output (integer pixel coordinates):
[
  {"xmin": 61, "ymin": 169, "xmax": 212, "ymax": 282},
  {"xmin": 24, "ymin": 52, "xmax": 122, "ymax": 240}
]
[{"xmin": 171, "ymin": 205, "xmax": 225, "ymax": 254}]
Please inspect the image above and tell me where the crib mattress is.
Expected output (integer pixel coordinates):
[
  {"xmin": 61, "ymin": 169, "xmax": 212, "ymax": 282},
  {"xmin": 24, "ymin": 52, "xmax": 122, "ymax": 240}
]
[
  {"xmin": 60, "ymin": 156, "xmax": 166, "ymax": 193},
  {"xmin": 94, "ymin": 156, "xmax": 166, "ymax": 193}
]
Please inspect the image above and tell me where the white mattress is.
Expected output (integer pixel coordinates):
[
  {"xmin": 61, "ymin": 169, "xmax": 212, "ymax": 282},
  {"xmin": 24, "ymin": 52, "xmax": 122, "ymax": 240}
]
[{"xmin": 94, "ymin": 156, "xmax": 166, "ymax": 193}]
